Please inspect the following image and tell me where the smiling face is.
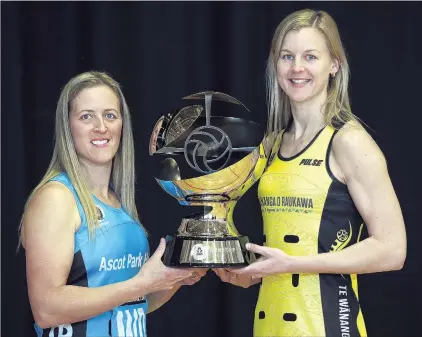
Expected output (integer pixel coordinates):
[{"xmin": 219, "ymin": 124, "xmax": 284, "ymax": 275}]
[
  {"xmin": 69, "ymin": 85, "xmax": 122, "ymax": 166},
  {"xmin": 276, "ymin": 27, "xmax": 339, "ymax": 105}
]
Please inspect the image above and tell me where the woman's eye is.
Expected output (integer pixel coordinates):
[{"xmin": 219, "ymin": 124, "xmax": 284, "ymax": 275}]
[
  {"xmin": 81, "ymin": 114, "xmax": 92, "ymax": 120},
  {"xmin": 281, "ymin": 54, "xmax": 294, "ymax": 61},
  {"xmin": 306, "ymin": 54, "xmax": 317, "ymax": 61},
  {"xmin": 106, "ymin": 113, "xmax": 117, "ymax": 120}
]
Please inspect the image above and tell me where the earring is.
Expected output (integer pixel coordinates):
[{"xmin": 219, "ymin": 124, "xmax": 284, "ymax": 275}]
[{"xmin": 331, "ymin": 72, "xmax": 336, "ymax": 78}]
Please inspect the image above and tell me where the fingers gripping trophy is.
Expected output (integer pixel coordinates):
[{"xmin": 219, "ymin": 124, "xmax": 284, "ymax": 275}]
[{"xmin": 149, "ymin": 91, "xmax": 270, "ymax": 268}]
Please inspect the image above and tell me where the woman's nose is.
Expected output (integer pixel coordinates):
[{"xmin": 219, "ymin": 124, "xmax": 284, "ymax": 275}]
[
  {"xmin": 93, "ymin": 118, "xmax": 108, "ymax": 133},
  {"xmin": 292, "ymin": 59, "xmax": 305, "ymax": 72}
]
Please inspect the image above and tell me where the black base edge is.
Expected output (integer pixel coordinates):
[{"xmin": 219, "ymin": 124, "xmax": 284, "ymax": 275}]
[{"xmin": 161, "ymin": 235, "xmax": 257, "ymax": 268}]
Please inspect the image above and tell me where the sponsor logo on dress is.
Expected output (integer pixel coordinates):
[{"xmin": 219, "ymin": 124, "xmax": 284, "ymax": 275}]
[
  {"xmin": 96, "ymin": 205, "xmax": 105, "ymax": 222},
  {"xmin": 338, "ymin": 285, "xmax": 351, "ymax": 337},
  {"xmin": 330, "ymin": 222, "xmax": 352, "ymax": 252},
  {"xmin": 99, "ymin": 252, "xmax": 149, "ymax": 272},
  {"xmin": 49, "ymin": 324, "xmax": 73, "ymax": 337},
  {"xmin": 259, "ymin": 195, "xmax": 314, "ymax": 214},
  {"xmin": 299, "ymin": 158, "xmax": 324, "ymax": 166}
]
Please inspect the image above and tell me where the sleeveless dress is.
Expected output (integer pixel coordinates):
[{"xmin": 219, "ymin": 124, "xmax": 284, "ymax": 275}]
[
  {"xmin": 255, "ymin": 126, "xmax": 368, "ymax": 337},
  {"xmin": 34, "ymin": 172, "xmax": 150, "ymax": 337}
]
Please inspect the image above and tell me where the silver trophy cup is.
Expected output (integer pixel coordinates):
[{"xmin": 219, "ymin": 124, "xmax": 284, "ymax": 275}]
[{"xmin": 149, "ymin": 91, "xmax": 269, "ymax": 267}]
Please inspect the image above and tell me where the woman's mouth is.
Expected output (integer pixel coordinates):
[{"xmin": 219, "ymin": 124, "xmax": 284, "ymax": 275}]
[
  {"xmin": 289, "ymin": 78, "xmax": 311, "ymax": 87},
  {"xmin": 91, "ymin": 139, "xmax": 110, "ymax": 146},
  {"xmin": 290, "ymin": 78, "xmax": 311, "ymax": 84}
]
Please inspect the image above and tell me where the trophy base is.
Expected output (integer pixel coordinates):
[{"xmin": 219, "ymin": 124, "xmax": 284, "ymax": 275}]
[{"xmin": 162, "ymin": 235, "xmax": 256, "ymax": 267}]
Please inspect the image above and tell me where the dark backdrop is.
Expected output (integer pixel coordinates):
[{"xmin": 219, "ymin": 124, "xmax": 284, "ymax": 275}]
[{"xmin": 2, "ymin": 2, "xmax": 421, "ymax": 337}]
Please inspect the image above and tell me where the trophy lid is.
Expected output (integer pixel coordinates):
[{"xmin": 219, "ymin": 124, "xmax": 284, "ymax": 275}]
[{"xmin": 149, "ymin": 91, "xmax": 264, "ymax": 178}]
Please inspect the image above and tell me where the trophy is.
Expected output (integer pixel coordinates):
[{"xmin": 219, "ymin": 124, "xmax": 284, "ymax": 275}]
[{"xmin": 149, "ymin": 91, "xmax": 269, "ymax": 267}]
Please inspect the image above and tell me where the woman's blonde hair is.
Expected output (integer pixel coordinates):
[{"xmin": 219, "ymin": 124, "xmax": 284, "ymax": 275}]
[
  {"xmin": 19, "ymin": 71, "xmax": 143, "ymax": 245},
  {"xmin": 266, "ymin": 9, "xmax": 360, "ymax": 134}
]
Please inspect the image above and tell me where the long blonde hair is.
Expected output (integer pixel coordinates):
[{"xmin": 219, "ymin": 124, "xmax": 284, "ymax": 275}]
[
  {"xmin": 19, "ymin": 71, "xmax": 142, "ymax": 245},
  {"xmin": 266, "ymin": 9, "xmax": 360, "ymax": 134}
]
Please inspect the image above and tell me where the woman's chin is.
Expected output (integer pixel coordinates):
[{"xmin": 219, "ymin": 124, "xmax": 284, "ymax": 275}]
[{"xmin": 288, "ymin": 94, "xmax": 311, "ymax": 104}]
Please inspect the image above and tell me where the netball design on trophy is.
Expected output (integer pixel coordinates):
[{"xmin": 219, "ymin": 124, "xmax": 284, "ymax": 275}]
[{"xmin": 149, "ymin": 91, "xmax": 268, "ymax": 267}]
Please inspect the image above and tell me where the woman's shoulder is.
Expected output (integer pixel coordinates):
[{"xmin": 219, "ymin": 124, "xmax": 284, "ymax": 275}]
[
  {"xmin": 332, "ymin": 120, "xmax": 386, "ymax": 170},
  {"xmin": 27, "ymin": 180, "xmax": 78, "ymax": 213},
  {"xmin": 21, "ymin": 180, "xmax": 80, "ymax": 247},
  {"xmin": 333, "ymin": 120, "xmax": 379, "ymax": 151}
]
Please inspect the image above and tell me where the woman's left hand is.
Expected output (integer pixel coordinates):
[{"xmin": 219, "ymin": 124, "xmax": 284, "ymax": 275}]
[
  {"xmin": 231, "ymin": 243, "xmax": 295, "ymax": 278},
  {"xmin": 178, "ymin": 268, "xmax": 208, "ymax": 286}
]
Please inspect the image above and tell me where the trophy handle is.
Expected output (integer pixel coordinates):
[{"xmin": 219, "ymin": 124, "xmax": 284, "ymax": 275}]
[
  {"xmin": 183, "ymin": 91, "xmax": 250, "ymax": 112},
  {"xmin": 183, "ymin": 91, "xmax": 249, "ymax": 128}
]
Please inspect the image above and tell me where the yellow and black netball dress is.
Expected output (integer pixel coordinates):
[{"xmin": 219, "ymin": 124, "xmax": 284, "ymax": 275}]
[{"xmin": 255, "ymin": 125, "xmax": 367, "ymax": 337}]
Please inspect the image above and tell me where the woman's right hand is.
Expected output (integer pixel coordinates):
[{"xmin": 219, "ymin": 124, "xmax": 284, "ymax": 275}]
[
  {"xmin": 135, "ymin": 238, "xmax": 193, "ymax": 293},
  {"xmin": 212, "ymin": 268, "xmax": 261, "ymax": 288}
]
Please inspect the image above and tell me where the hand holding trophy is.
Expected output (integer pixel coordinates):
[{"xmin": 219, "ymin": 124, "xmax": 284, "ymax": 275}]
[{"xmin": 149, "ymin": 91, "xmax": 269, "ymax": 268}]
